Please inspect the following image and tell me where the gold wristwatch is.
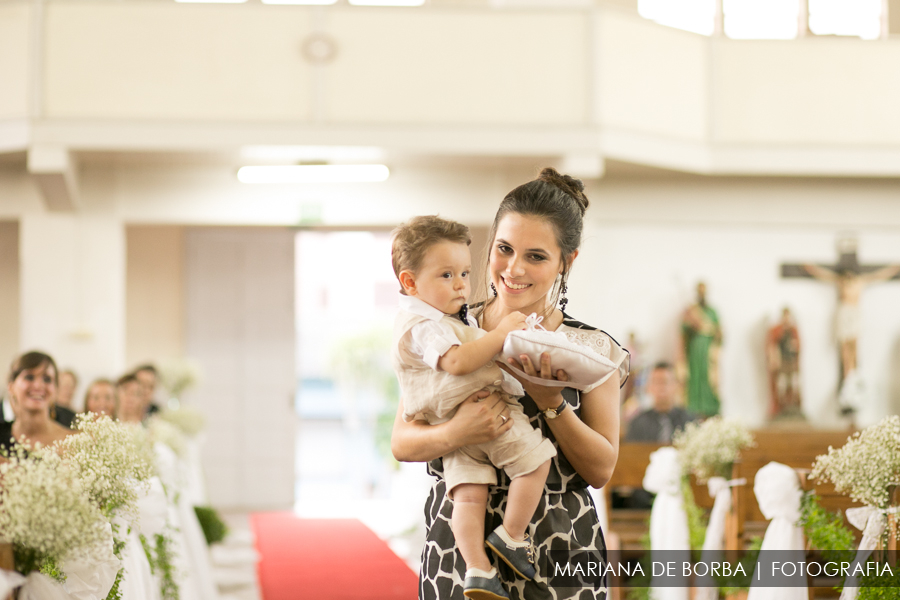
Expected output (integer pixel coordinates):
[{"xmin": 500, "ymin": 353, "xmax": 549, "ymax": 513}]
[{"xmin": 542, "ymin": 399, "xmax": 568, "ymax": 420}]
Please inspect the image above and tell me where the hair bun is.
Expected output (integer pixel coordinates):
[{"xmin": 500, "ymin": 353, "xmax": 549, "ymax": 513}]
[{"xmin": 538, "ymin": 167, "xmax": 589, "ymax": 215}]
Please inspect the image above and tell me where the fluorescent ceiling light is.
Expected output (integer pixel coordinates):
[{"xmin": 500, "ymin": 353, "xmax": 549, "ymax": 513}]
[
  {"xmin": 349, "ymin": 0, "xmax": 425, "ymax": 6},
  {"xmin": 262, "ymin": 0, "xmax": 336, "ymax": 4},
  {"xmin": 241, "ymin": 145, "xmax": 385, "ymax": 163},
  {"xmin": 238, "ymin": 165, "xmax": 390, "ymax": 184},
  {"xmin": 176, "ymin": 0, "xmax": 247, "ymax": 3}
]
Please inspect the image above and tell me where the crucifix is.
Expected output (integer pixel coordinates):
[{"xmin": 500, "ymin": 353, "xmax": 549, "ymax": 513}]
[{"xmin": 781, "ymin": 237, "xmax": 900, "ymax": 390}]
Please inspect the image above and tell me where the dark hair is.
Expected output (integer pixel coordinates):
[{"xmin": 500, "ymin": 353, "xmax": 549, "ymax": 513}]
[
  {"xmin": 652, "ymin": 361, "xmax": 675, "ymax": 372},
  {"xmin": 8, "ymin": 351, "xmax": 59, "ymax": 385},
  {"xmin": 116, "ymin": 373, "xmax": 139, "ymax": 388},
  {"xmin": 483, "ymin": 167, "xmax": 590, "ymax": 309},
  {"xmin": 391, "ymin": 215, "xmax": 472, "ymax": 294},
  {"xmin": 134, "ymin": 364, "xmax": 158, "ymax": 376}
]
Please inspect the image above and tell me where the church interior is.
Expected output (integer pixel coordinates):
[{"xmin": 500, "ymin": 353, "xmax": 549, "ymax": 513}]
[{"xmin": 2, "ymin": 0, "xmax": 900, "ymax": 598}]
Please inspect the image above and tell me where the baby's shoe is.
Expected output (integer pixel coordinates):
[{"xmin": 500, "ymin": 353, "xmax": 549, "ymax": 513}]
[
  {"xmin": 485, "ymin": 525, "xmax": 536, "ymax": 580},
  {"xmin": 463, "ymin": 567, "xmax": 509, "ymax": 600}
]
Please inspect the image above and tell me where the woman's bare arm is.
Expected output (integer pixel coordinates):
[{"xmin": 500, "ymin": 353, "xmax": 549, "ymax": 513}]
[
  {"xmin": 391, "ymin": 390, "xmax": 514, "ymax": 463},
  {"xmin": 548, "ymin": 375, "xmax": 620, "ymax": 489}
]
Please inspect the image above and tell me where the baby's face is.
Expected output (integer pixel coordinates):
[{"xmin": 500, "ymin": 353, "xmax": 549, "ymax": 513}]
[{"xmin": 412, "ymin": 241, "xmax": 472, "ymax": 315}]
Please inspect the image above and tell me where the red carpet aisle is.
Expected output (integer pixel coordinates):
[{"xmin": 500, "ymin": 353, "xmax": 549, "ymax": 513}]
[{"xmin": 251, "ymin": 513, "xmax": 418, "ymax": 600}]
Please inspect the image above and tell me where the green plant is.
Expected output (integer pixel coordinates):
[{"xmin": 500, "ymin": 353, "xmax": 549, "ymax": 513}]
[
  {"xmin": 798, "ymin": 492, "xmax": 854, "ymax": 560},
  {"xmin": 106, "ymin": 568, "xmax": 124, "ymax": 600},
  {"xmin": 141, "ymin": 531, "xmax": 180, "ymax": 600},
  {"xmin": 194, "ymin": 506, "xmax": 228, "ymax": 545},
  {"xmin": 680, "ymin": 477, "xmax": 707, "ymax": 554},
  {"xmin": 155, "ymin": 532, "xmax": 180, "ymax": 600}
]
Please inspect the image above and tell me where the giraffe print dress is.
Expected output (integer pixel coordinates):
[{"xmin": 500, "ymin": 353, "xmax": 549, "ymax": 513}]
[{"xmin": 418, "ymin": 317, "xmax": 630, "ymax": 600}]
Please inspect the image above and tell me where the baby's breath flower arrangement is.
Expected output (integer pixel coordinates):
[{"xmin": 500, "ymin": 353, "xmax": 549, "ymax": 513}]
[
  {"xmin": 56, "ymin": 415, "xmax": 155, "ymax": 519},
  {"xmin": 673, "ymin": 416, "xmax": 755, "ymax": 482},
  {"xmin": 158, "ymin": 358, "xmax": 202, "ymax": 400},
  {"xmin": 148, "ymin": 415, "xmax": 188, "ymax": 458},
  {"xmin": 0, "ymin": 447, "xmax": 110, "ymax": 578},
  {"xmin": 159, "ymin": 406, "xmax": 205, "ymax": 438},
  {"xmin": 811, "ymin": 415, "xmax": 900, "ymax": 509}
]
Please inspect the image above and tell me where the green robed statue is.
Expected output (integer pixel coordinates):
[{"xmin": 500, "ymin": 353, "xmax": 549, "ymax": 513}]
[{"xmin": 680, "ymin": 282, "xmax": 722, "ymax": 416}]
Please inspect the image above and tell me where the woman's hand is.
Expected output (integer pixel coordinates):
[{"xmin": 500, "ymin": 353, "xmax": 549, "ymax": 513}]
[
  {"xmin": 445, "ymin": 390, "xmax": 514, "ymax": 446},
  {"xmin": 507, "ymin": 352, "xmax": 569, "ymax": 411},
  {"xmin": 391, "ymin": 390, "xmax": 513, "ymax": 463}
]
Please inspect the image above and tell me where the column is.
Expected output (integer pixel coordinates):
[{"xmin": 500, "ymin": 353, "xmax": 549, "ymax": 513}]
[{"xmin": 19, "ymin": 213, "xmax": 126, "ymax": 387}]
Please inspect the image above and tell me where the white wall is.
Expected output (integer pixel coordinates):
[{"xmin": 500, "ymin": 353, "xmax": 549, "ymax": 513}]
[
  {"xmin": 18, "ymin": 212, "xmax": 126, "ymax": 388},
  {"xmin": 571, "ymin": 176, "xmax": 900, "ymax": 428},
  {"xmin": 42, "ymin": 3, "xmax": 586, "ymax": 126},
  {"xmin": 0, "ymin": 2, "xmax": 29, "ymax": 119},
  {"xmin": 4, "ymin": 160, "xmax": 900, "ymax": 430},
  {"xmin": 712, "ymin": 39, "xmax": 900, "ymax": 144},
  {"xmin": 185, "ymin": 228, "xmax": 296, "ymax": 510},
  {"xmin": 596, "ymin": 10, "xmax": 709, "ymax": 140},
  {"xmin": 125, "ymin": 225, "xmax": 185, "ymax": 368}
]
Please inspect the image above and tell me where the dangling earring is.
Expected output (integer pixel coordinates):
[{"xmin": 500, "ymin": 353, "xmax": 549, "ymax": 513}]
[
  {"xmin": 490, "ymin": 282, "xmax": 498, "ymax": 297},
  {"xmin": 559, "ymin": 281, "xmax": 568, "ymax": 312}
]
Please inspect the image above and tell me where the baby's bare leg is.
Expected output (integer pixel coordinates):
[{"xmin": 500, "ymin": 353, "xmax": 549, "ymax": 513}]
[
  {"xmin": 503, "ymin": 459, "xmax": 551, "ymax": 540},
  {"xmin": 451, "ymin": 483, "xmax": 493, "ymax": 572}
]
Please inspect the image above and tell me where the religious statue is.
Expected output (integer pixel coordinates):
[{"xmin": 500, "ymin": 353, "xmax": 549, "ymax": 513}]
[
  {"xmin": 680, "ymin": 281, "xmax": 722, "ymax": 417},
  {"xmin": 781, "ymin": 236, "xmax": 900, "ymax": 414},
  {"xmin": 765, "ymin": 307, "xmax": 801, "ymax": 420}
]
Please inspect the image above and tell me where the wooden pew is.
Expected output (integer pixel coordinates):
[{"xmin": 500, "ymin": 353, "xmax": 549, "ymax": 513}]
[
  {"xmin": 732, "ymin": 429, "xmax": 862, "ymax": 547},
  {"xmin": 607, "ymin": 428, "xmax": 860, "ymax": 553}
]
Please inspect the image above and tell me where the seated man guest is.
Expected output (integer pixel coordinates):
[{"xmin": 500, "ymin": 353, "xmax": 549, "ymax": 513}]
[
  {"xmin": 134, "ymin": 364, "xmax": 162, "ymax": 416},
  {"xmin": 626, "ymin": 361, "xmax": 695, "ymax": 442}
]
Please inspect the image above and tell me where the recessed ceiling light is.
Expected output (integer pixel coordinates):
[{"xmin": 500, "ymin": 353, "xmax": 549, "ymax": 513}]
[{"xmin": 237, "ymin": 164, "xmax": 390, "ymax": 184}]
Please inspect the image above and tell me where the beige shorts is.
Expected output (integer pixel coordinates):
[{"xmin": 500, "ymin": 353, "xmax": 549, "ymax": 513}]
[{"xmin": 443, "ymin": 402, "xmax": 557, "ymax": 497}]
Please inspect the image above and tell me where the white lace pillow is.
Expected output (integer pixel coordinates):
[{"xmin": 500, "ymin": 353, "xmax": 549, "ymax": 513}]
[{"xmin": 501, "ymin": 314, "xmax": 618, "ymax": 391}]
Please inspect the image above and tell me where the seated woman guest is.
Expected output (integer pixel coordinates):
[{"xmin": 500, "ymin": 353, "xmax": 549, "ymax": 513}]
[
  {"xmin": 82, "ymin": 378, "xmax": 117, "ymax": 419},
  {"xmin": 116, "ymin": 373, "xmax": 146, "ymax": 423},
  {"xmin": 1, "ymin": 350, "xmax": 76, "ymax": 452}
]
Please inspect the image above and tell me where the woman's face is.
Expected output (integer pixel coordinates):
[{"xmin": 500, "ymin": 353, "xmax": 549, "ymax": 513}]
[
  {"xmin": 85, "ymin": 383, "xmax": 116, "ymax": 417},
  {"xmin": 8, "ymin": 362, "xmax": 58, "ymax": 416},
  {"xmin": 489, "ymin": 213, "xmax": 565, "ymax": 315}
]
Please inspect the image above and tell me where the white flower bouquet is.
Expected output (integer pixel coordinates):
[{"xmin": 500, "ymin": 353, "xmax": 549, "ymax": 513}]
[
  {"xmin": 56, "ymin": 415, "xmax": 155, "ymax": 519},
  {"xmin": 673, "ymin": 416, "xmax": 755, "ymax": 482},
  {"xmin": 158, "ymin": 358, "xmax": 202, "ymax": 399},
  {"xmin": 148, "ymin": 415, "xmax": 188, "ymax": 458},
  {"xmin": 0, "ymin": 448, "xmax": 111, "ymax": 578},
  {"xmin": 811, "ymin": 415, "xmax": 900, "ymax": 509},
  {"xmin": 159, "ymin": 406, "xmax": 206, "ymax": 438}
]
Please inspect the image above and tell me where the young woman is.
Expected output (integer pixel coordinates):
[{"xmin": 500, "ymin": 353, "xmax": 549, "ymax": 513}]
[
  {"xmin": 2, "ymin": 351, "xmax": 76, "ymax": 452},
  {"xmin": 392, "ymin": 168, "xmax": 630, "ymax": 600},
  {"xmin": 82, "ymin": 378, "xmax": 117, "ymax": 419}
]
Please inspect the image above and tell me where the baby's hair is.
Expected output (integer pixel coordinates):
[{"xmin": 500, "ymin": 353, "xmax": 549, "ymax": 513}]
[{"xmin": 391, "ymin": 216, "xmax": 471, "ymax": 290}]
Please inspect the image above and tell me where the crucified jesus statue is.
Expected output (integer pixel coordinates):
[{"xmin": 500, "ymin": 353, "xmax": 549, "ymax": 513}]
[
  {"xmin": 802, "ymin": 262, "xmax": 900, "ymax": 380},
  {"xmin": 782, "ymin": 238, "xmax": 900, "ymax": 386}
]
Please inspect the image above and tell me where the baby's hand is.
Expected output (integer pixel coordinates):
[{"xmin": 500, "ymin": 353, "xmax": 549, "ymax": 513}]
[{"xmin": 497, "ymin": 311, "xmax": 528, "ymax": 336}]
